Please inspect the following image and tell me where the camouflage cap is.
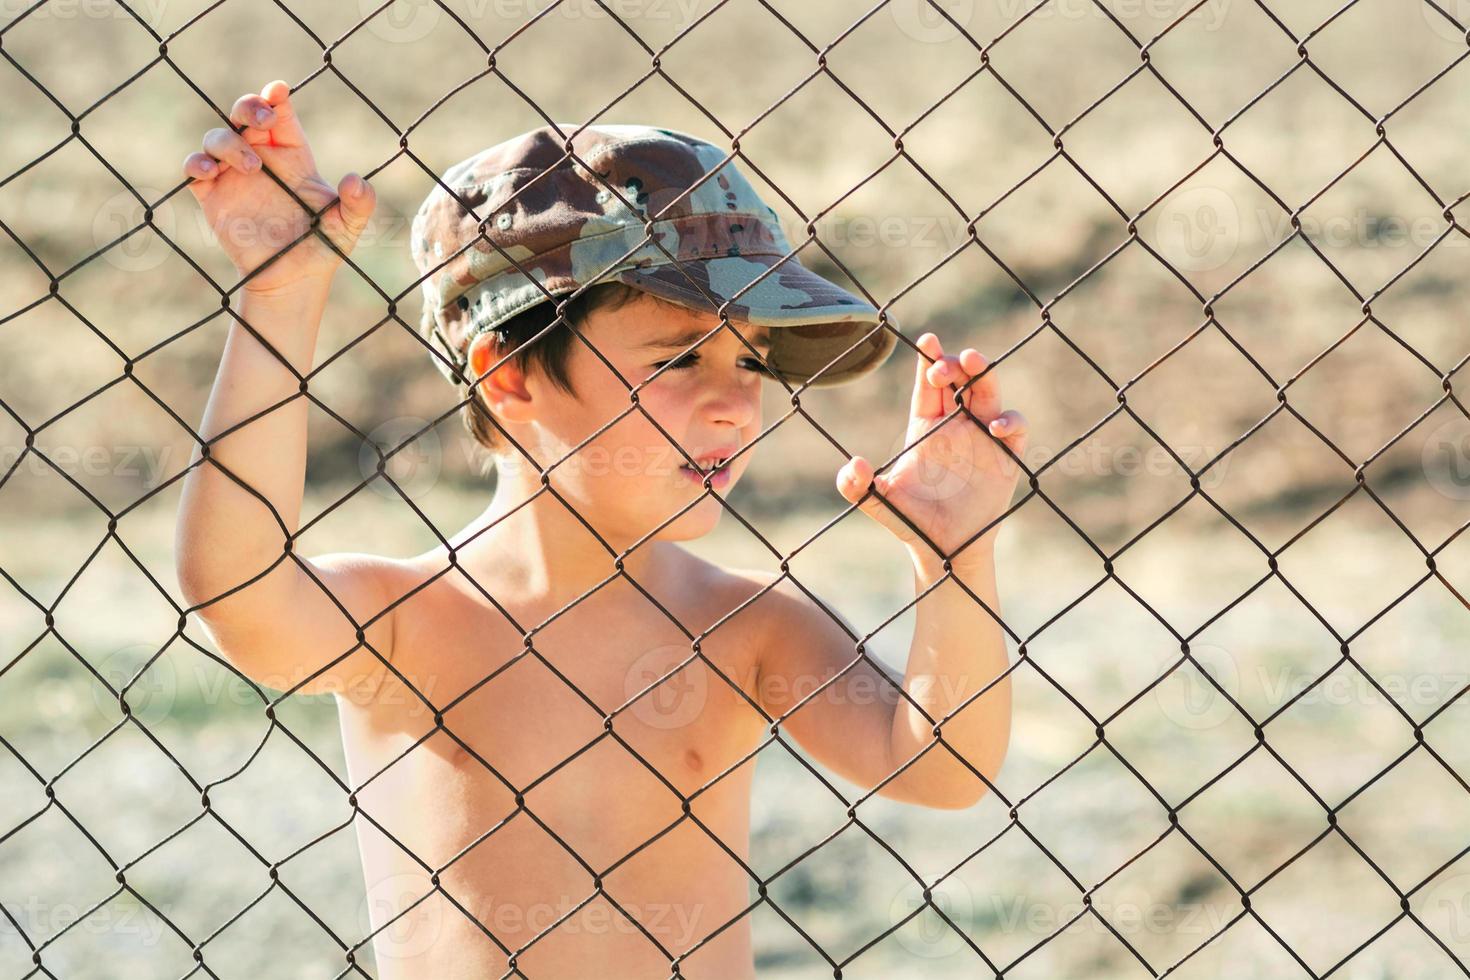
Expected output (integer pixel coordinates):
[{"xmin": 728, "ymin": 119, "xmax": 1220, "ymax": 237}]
[{"xmin": 409, "ymin": 123, "xmax": 898, "ymax": 389}]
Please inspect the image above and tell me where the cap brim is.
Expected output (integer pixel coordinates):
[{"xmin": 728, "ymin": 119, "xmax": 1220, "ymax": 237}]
[{"xmin": 612, "ymin": 254, "xmax": 898, "ymax": 388}]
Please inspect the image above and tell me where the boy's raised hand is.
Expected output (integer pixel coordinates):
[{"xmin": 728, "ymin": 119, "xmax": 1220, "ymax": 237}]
[
  {"xmin": 181, "ymin": 79, "xmax": 376, "ymax": 295},
  {"xmin": 837, "ymin": 332, "xmax": 1028, "ymax": 570}
]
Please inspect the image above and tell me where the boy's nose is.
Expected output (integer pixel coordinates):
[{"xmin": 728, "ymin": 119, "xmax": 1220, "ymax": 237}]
[{"xmin": 700, "ymin": 375, "xmax": 760, "ymax": 429}]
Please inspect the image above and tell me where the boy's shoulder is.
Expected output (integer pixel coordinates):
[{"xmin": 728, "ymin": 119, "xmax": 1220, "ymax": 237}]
[
  {"xmin": 652, "ymin": 548, "xmax": 782, "ymax": 630},
  {"xmin": 355, "ymin": 548, "xmax": 845, "ymax": 705},
  {"xmin": 670, "ymin": 549, "xmax": 792, "ymax": 604},
  {"xmin": 376, "ymin": 543, "xmax": 822, "ymax": 646},
  {"xmin": 698, "ymin": 558, "xmax": 841, "ymax": 648}
]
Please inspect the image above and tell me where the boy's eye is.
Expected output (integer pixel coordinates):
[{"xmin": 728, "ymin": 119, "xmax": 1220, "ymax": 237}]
[{"xmin": 653, "ymin": 352, "xmax": 773, "ymax": 375}]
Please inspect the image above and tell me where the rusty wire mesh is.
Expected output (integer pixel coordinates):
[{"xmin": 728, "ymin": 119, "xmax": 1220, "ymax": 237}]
[{"xmin": 4, "ymin": 0, "xmax": 1470, "ymax": 977}]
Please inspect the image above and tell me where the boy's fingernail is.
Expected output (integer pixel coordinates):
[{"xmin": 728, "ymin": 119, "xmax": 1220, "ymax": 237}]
[
  {"xmin": 254, "ymin": 107, "xmax": 271, "ymax": 125},
  {"xmin": 244, "ymin": 152, "xmax": 261, "ymax": 170}
]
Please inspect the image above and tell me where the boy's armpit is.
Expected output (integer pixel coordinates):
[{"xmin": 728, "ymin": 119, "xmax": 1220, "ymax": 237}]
[
  {"xmin": 190, "ymin": 551, "xmax": 405, "ymax": 702},
  {"xmin": 737, "ymin": 570, "xmax": 905, "ymax": 718}
]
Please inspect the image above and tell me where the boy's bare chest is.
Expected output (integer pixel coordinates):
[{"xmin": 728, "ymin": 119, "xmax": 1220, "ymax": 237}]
[
  {"xmin": 368, "ymin": 573, "xmax": 772, "ymax": 801},
  {"xmin": 339, "ymin": 572, "xmax": 772, "ymax": 959}
]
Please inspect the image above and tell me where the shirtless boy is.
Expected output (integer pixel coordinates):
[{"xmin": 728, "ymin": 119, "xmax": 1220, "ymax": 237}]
[{"xmin": 174, "ymin": 79, "xmax": 1029, "ymax": 979}]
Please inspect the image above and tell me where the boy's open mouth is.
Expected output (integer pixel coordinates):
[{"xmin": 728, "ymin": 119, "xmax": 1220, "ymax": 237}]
[{"xmin": 679, "ymin": 454, "xmax": 733, "ymax": 475}]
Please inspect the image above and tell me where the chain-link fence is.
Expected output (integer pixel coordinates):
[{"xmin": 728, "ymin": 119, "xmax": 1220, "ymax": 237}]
[{"xmin": 4, "ymin": 0, "xmax": 1470, "ymax": 977}]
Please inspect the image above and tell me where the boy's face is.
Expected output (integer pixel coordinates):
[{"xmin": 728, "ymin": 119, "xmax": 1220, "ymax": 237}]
[{"xmin": 492, "ymin": 291, "xmax": 773, "ymax": 541}]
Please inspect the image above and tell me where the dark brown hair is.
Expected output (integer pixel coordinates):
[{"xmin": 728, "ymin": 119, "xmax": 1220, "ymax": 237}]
[{"xmin": 460, "ymin": 280, "xmax": 644, "ymax": 459}]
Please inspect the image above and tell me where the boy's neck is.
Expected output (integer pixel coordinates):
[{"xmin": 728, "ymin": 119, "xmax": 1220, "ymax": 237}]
[{"xmin": 449, "ymin": 467, "xmax": 677, "ymax": 608}]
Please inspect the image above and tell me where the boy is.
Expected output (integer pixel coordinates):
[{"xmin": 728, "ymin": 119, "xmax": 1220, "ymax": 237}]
[{"xmin": 175, "ymin": 79, "xmax": 1028, "ymax": 979}]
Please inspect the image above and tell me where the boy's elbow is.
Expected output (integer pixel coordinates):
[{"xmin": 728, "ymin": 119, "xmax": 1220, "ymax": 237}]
[
  {"xmin": 890, "ymin": 744, "xmax": 1007, "ymax": 810},
  {"xmin": 174, "ymin": 525, "xmax": 229, "ymax": 613},
  {"xmin": 878, "ymin": 765, "xmax": 995, "ymax": 810},
  {"xmin": 174, "ymin": 538, "xmax": 289, "ymax": 621},
  {"xmin": 911, "ymin": 779, "xmax": 989, "ymax": 810},
  {"xmin": 175, "ymin": 559, "xmax": 240, "ymax": 622},
  {"xmin": 174, "ymin": 555, "xmax": 211, "ymax": 611}
]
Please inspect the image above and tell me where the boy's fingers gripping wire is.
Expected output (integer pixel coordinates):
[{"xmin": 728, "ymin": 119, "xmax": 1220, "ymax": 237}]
[
  {"xmin": 178, "ymin": 79, "xmax": 376, "ymax": 289},
  {"xmin": 181, "ymin": 81, "xmax": 317, "ymax": 196},
  {"xmin": 236, "ymin": 80, "xmax": 311, "ymax": 149},
  {"xmin": 183, "ymin": 126, "xmax": 259, "ymax": 190},
  {"xmin": 322, "ymin": 171, "xmax": 377, "ymax": 253},
  {"xmin": 228, "ymin": 93, "xmax": 277, "ymax": 147}
]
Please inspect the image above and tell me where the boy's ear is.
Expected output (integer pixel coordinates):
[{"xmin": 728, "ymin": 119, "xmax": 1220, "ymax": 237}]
[{"xmin": 466, "ymin": 333, "xmax": 535, "ymax": 422}]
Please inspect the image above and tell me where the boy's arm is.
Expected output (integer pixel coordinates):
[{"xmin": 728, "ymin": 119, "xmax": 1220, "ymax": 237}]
[
  {"xmin": 750, "ymin": 548, "xmax": 1010, "ymax": 810},
  {"xmin": 173, "ymin": 80, "xmax": 391, "ymax": 699},
  {"xmin": 753, "ymin": 330, "xmax": 1028, "ymax": 810},
  {"xmin": 175, "ymin": 286, "xmax": 399, "ymax": 699}
]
